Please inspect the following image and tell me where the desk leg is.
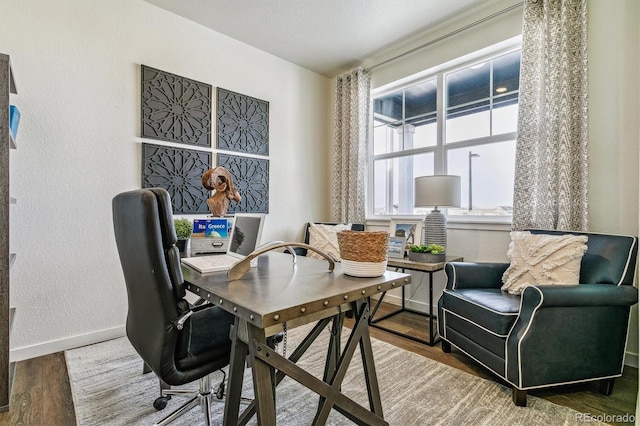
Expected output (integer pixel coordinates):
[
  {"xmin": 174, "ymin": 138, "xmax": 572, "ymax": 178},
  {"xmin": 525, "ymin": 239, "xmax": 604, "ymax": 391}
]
[
  {"xmin": 237, "ymin": 318, "xmax": 334, "ymax": 425},
  {"xmin": 316, "ymin": 312, "xmax": 344, "ymax": 418},
  {"xmin": 224, "ymin": 319, "xmax": 249, "ymax": 426},
  {"xmin": 314, "ymin": 299, "xmax": 385, "ymax": 425},
  {"xmin": 247, "ymin": 322, "xmax": 277, "ymax": 426},
  {"xmin": 323, "ymin": 312, "xmax": 344, "ymax": 383},
  {"xmin": 355, "ymin": 299, "xmax": 384, "ymax": 416}
]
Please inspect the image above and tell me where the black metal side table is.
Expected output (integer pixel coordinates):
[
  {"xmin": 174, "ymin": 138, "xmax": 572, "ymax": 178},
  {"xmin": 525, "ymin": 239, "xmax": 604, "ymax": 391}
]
[{"xmin": 369, "ymin": 255, "xmax": 463, "ymax": 346}]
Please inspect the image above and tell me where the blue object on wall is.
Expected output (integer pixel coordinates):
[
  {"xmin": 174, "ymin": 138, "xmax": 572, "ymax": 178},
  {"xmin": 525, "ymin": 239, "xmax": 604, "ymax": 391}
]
[{"xmin": 9, "ymin": 105, "xmax": 20, "ymax": 141}]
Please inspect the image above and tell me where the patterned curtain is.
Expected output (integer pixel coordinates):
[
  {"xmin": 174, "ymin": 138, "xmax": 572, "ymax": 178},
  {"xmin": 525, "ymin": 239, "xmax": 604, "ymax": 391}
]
[
  {"xmin": 332, "ymin": 67, "xmax": 371, "ymax": 223},
  {"xmin": 512, "ymin": 0, "xmax": 589, "ymax": 231}
]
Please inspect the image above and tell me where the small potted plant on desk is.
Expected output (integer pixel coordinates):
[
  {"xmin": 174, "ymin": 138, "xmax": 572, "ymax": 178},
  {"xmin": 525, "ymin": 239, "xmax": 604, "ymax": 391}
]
[
  {"xmin": 173, "ymin": 218, "xmax": 193, "ymax": 256},
  {"xmin": 408, "ymin": 243, "xmax": 446, "ymax": 263}
]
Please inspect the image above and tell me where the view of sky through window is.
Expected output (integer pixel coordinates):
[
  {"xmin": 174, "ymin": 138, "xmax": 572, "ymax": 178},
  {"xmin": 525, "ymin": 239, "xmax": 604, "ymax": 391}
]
[{"xmin": 371, "ymin": 49, "xmax": 521, "ymax": 219}]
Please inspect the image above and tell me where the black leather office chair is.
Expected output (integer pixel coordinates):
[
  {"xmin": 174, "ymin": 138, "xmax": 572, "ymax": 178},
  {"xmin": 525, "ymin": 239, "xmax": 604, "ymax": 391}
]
[
  {"xmin": 112, "ymin": 188, "xmax": 235, "ymax": 425},
  {"xmin": 438, "ymin": 229, "xmax": 638, "ymax": 406}
]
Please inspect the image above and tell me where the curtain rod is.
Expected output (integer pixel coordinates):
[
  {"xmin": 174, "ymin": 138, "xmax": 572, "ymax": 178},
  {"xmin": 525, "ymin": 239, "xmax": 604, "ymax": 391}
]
[{"xmin": 370, "ymin": 2, "xmax": 524, "ymax": 71}]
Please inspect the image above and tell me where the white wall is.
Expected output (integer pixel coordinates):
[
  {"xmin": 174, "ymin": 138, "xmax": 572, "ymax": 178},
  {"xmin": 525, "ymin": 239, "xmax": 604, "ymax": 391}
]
[
  {"xmin": 588, "ymin": 1, "xmax": 639, "ymax": 236},
  {"xmin": 588, "ymin": 0, "xmax": 640, "ymax": 366},
  {"xmin": 366, "ymin": 0, "xmax": 640, "ymax": 366},
  {"xmin": 0, "ymin": 0, "xmax": 332, "ymax": 361}
]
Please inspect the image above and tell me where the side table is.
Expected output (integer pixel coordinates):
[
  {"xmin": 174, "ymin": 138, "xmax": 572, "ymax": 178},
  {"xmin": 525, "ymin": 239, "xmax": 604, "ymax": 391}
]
[{"xmin": 369, "ymin": 255, "xmax": 463, "ymax": 346}]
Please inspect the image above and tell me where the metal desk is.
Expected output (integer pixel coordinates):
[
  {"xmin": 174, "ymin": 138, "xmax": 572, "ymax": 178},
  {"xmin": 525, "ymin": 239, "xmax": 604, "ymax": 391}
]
[
  {"xmin": 182, "ymin": 252, "xmax": 411, "ymax": 425},
  {"xmin": 369, "ymin": 255, "xmax": 462, "ymax": 346}
]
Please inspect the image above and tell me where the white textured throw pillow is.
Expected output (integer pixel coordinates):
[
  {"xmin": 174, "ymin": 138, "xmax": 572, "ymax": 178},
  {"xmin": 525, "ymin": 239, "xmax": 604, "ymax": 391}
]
[
  {"xmin": 307, "ymin": 223, "xmax": 352, "ymax": 261},
  {"xmin": 501, "ymin": 231, "xmax": 588, "ymax": 295}
]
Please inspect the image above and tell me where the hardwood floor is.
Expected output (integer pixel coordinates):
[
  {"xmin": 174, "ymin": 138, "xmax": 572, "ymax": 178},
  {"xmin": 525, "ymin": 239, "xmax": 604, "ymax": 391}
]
[
  {"xmin": 0, "ymin": 352, "xmax": 75, "ymax": 425},
  {"xmin": 0, "ymin": 303, "xmax": 636, "ymax": 425}
]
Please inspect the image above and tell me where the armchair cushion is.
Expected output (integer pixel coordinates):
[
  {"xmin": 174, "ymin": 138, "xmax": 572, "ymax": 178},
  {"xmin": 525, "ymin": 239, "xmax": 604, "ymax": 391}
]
[
  {"xmin": 440, "ymin": 288, "xmax": 520, "ymax": 336},
  {"xmin": 501, "ymin": 231, "xmax": 588, "ymax": 295}
]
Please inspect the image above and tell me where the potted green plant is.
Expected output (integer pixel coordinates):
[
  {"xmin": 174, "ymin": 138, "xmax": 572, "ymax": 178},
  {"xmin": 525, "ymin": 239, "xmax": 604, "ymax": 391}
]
[
  {"xmin": 173, "ymin": 218, "xmax": 193, "ymax": 255},
  {"xmin": 408, "ymin": 243, "xmax": 446, "ymax": 263}
]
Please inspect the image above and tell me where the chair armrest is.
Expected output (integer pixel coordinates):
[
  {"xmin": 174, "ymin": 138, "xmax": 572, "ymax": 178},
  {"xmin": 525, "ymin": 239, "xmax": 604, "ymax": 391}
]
[
  {"xmin": 506, "ymin": 284, "xmax": 638, "ymax": 387},
  {"xmin": 520, "ymin": 284, "xmax": 639, "ymax": 310},
  {"xmin": 174, "ymin": 303, "xmax": 213, "ymax": 330},
  {"xmin": 445, "ymin": 262, "xmax": 509, "ymax": 290}
]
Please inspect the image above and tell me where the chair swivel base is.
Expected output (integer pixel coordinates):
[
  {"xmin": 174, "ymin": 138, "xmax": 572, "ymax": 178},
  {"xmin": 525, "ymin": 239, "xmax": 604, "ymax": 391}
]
[{"xmin": 154, "ymin": 374, "xmax": 221, "ymax": 426}]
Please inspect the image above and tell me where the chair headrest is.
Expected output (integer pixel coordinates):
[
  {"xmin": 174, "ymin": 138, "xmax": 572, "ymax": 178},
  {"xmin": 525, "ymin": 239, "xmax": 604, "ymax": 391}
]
[
  {"xmin": 148, "ymin": 188, "xmax": 177, "ymax": 249},
  {"xmin": 528, "ymin": 229, "xmax": 638, "ymax": 285}
]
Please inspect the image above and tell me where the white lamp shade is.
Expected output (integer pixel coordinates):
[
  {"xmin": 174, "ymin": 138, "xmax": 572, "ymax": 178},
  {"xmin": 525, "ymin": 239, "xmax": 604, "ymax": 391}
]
[{"xmin": 414, "ymin": 175, "xmax": 461, "ymax": 208}]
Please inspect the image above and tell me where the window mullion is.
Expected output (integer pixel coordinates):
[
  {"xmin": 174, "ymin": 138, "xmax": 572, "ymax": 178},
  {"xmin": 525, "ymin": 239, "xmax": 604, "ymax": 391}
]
[
  {"xmin": 489, "ymin": 60, "xmax": 494, "ymax": 136},
  {"xmin": 435, "ymin": 73, "xmax": 445, "ymax": 174}
]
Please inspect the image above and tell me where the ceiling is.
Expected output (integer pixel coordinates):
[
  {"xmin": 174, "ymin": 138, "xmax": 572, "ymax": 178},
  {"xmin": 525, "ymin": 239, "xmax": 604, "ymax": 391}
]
[{"xmin": 143, "ymin": 0, "xmax": 490, "ymax": 77}]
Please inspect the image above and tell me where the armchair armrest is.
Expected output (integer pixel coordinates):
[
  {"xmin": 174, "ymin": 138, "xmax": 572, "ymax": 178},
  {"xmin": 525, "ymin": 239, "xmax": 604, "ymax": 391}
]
[
  {"xmin": 507, "ymin": 284, "xmax": 638, "ymax": 388},
  {"xmin": 445, "ymin": 262, "xmax": 509, "ymax": 290},
  {"xmin": 520, "ymin": 284, "xmax": 639, "ymax": 310}
]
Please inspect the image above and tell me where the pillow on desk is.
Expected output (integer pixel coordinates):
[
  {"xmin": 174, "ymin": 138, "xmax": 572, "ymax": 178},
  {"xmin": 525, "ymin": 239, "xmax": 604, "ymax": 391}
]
[
  {"xmin": 307, "ymin": 222, "xmax": 352, "ymax": 261},
  {"xmin": 501, "ymin": 231, "xmax": 588, "ymax": 295}
]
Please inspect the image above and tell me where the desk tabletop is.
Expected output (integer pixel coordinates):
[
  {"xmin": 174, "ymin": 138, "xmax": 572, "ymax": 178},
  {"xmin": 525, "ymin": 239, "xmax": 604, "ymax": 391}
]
[
  {"xmin": 387, "ymin": 255, "xmax": 463, "ymax": 272},
  {"xmin": 182, "ymin": 252, "xmax": 411, "ymax": 330}
]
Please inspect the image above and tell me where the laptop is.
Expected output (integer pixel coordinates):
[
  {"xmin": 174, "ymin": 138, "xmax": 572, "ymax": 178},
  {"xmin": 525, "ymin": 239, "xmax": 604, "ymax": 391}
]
[{"xmin": 181, "ymin": 213, "xmax": 265, "ymax": 273}]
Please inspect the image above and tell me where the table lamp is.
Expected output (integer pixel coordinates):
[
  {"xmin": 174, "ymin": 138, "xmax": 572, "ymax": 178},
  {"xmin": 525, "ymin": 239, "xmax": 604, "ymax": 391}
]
[{"xmin": 414, "ymin": 175, "xmax": 461, "ymax": 251}]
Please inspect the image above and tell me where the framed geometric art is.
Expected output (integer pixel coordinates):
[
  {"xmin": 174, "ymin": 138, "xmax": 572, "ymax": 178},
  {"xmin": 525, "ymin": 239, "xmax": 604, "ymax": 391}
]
[
  {"xmin": 141, "ymin": 65, "xmax": 212, "ymax": 147},
  {"xmin": 141, "ymin": 143, "xmax": 211, "ymax": 214},
  {"xmin": 217, "ymin": 88, "xmax": 269, "ymax": 155},
  {"xmin": 217, "ymin": 153, "xmax": 269, "ymax": 213}
]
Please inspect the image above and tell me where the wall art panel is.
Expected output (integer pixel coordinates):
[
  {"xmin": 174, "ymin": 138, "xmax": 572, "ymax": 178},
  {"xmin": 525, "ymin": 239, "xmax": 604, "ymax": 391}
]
[
  {"xmin": 217, "ymin": 154, "xmax": 269, "ymax": 213},
  {"xmin": 141, "ymin": 143, "xmax": 211, "ymax": 214},
  {"xmin": 217, "ymin": 88, "xmax": 269, "ymax": 155},
  {"xmin": 141, "ymin": 65, "xmax": 212, "ymax": 147}
]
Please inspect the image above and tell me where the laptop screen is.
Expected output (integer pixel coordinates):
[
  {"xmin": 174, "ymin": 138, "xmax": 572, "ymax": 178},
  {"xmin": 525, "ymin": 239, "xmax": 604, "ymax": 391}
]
[{"xmin": 229, "ymin": 214, "xmax": 264, "ymax": 257}]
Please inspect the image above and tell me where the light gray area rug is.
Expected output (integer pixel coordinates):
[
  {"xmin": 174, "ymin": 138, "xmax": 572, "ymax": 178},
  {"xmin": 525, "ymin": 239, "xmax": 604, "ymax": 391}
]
[{"xmin": 66, "ymin": 324, "xmax": 600, "ymax": 425}]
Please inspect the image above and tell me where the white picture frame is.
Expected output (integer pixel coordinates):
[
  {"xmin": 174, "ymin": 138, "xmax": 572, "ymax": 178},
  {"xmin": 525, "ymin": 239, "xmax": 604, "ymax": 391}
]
[
  {"xmin": 389, "ymin": 219, "xmax": 423, "ymax": 247},
  {"xmin": 387, "ymin": 236, "xmax": 407, "ymax": 258}
]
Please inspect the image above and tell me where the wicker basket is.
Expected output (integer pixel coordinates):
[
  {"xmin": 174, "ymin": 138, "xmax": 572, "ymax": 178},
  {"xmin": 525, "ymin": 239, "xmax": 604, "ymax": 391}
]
[{"xmin": 337, "ymin": 231, "xmax": 389, "ymax": 277}]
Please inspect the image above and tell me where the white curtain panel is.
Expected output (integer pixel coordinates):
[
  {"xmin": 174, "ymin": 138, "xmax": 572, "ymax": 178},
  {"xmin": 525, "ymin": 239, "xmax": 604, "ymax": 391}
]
[
  {"xmin": 512, "ymin": 0, "xmax": 589, "ymax": 231},
  {"xmin": 331, "ymin": 67, "xmax": 371, "ymax": 223}
]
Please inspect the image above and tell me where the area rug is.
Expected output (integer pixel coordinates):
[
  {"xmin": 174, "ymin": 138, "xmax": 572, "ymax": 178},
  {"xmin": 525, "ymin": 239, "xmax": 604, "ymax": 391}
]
[{"xmin": 66, "ymin": 324, "xmax": 601, "ymax": 425}]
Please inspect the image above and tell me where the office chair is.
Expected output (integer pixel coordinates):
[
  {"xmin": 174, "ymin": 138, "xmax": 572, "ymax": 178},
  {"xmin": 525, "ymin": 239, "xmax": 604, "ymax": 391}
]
[{"xmin": 112, "ymin": 188, "xmax": 235, "ymax": 425}]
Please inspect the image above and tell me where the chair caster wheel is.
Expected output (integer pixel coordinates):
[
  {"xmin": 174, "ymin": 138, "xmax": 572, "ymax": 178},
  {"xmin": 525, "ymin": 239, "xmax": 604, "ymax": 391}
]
[{"xmin": 153, "ymin": 396, "xmax": 170, "ymax": 410}]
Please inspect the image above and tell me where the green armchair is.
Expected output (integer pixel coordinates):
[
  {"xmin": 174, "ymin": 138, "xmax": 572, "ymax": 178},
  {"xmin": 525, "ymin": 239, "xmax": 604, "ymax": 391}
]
[{"xmin": 437, "ymin": 230, "xmax": 638, "ymax": 406}]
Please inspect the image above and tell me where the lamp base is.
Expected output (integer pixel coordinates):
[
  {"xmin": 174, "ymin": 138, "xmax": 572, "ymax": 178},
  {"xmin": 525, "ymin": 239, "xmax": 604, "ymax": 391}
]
[{"xmin": 424, "ymin": 209, "xmax": 447, "ymax": 249}]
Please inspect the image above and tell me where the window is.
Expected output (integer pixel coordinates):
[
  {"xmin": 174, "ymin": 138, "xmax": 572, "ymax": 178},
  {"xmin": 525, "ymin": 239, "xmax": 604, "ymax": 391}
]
[{"xmin": 370, "ymin": 48, "xmax": 521, "ymax": 220}]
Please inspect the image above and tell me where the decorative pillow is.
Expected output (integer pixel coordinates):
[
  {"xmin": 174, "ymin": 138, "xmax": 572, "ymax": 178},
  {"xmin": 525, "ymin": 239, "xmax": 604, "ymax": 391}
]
[
  {"xmin": 501, "ymin": 231, "xmax": 588, "ymax": 295},
  {"xmin": 307, "ymin": 223, "xmax": 352, "ymax": 261}
]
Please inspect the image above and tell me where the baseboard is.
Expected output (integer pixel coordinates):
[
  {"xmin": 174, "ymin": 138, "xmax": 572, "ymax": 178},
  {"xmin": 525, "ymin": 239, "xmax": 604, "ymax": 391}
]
[
  {"xmin": 624, "ymin": 352, "xmax": 638, "ymax": 369},
  {"xmin": 9, "ymin": 326, "xmax": 126, "ymax": 363},
  {"xmin": 376, "ymin": 292, "xmax": 433, "ymax": 312},
  {"xmin": 376, "ymin": 293, "xmax": 640, "ymax": 368}
]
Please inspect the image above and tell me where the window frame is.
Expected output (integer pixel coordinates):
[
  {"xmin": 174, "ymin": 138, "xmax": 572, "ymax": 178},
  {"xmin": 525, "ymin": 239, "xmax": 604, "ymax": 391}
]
[{"xmin": 367, "ymin": 41, "xmax": 522, "ymax": 224}]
